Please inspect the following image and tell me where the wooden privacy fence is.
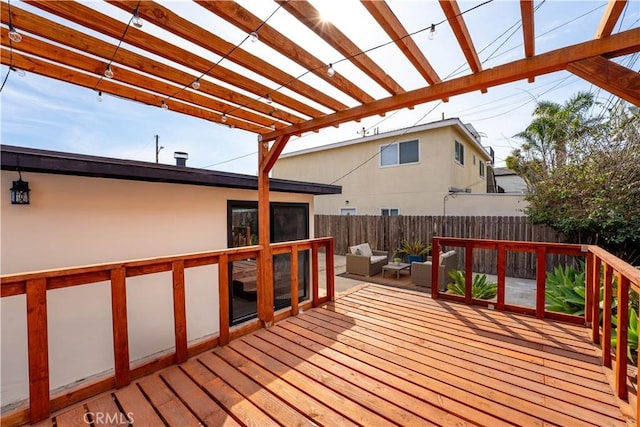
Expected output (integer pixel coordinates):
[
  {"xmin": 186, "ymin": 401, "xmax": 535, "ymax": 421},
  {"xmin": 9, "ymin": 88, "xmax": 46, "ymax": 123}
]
[{"xmin": 315, "ymin": 215, "xmax": 567, "ymax": 279}]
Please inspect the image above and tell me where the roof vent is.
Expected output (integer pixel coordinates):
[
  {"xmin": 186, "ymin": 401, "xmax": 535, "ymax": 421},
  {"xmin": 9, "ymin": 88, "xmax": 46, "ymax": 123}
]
[{"xmin": 174, "ymin": 151, "xmax": 188, "ymax": 167}]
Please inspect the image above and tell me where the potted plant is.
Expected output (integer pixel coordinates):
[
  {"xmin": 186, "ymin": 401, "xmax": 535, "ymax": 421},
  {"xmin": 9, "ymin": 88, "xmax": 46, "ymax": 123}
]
[
  {"xmin": 392, "ymin": 257, "xmax": 402, "ymax": 265},
  {"xmin": 396, "ymin": 240, "xmax": 431, "ymax": 264}
]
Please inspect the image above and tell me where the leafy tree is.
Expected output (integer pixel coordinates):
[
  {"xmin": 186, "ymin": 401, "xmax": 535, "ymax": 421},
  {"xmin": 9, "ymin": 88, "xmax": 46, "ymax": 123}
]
[{"xmin": 507, "ymin": 95, "xmax": 640, "ymax": 264}]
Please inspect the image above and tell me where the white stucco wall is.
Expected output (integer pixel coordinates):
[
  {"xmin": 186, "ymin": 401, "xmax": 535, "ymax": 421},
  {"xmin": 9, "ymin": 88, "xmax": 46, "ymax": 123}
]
[{"xmin": 0, "ymin": 170, "xmax": 313, "ymax": 408}]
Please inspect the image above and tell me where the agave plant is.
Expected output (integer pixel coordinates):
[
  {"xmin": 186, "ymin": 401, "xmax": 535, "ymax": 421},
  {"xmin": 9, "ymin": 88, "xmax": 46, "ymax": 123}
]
[
  {"xmin": 544, "ymin": 263, "xmax": 587, "ymax": 315},
  {"xmin": 447, "ymin": 271, "xmax": 497, "ymax": 300},
  {"xmin": 612, "ymin": 308, "xmax": 639, "ymax": 364},
  {"xmin": 395, "ymin": 239, "xmax": 431, "ymax": 257}
]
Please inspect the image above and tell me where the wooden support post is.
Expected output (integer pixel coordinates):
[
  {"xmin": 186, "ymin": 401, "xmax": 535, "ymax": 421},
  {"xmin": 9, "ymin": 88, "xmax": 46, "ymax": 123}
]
[
  {"xmin": 218, "ymin": 254, "xmax": 230, "ymax": 346},
  {"xmin": 535, "ymin": 247, "xmax": 547, "ymax": 319},
  {"xmin": 258, "ymin": 140, "xmax": 274, "ymax": 327},
  {"xmin": 496, "ymin": 244, "xmax": 506, "ymax": 311},
  {"xmin": 602, "ymin": 264, "xmax": 613, "ymax": 367},
  {"xmin": 615, "ymin": 273, "xmax": 629, "ymax": 399},
  {"xmin": 464, "ymin": 243, "xmax": 473, "ymax": 305},
  {"xmin": 585, "ymin": 252, "xmax": 594, "ymax": 325},
  {"xmin": 592, "ymin": 256, "xmax": 602, "ymax": 344},
  {"xmin": 110, "ymin": 267, "xmax": 130, "ymax": 388},
  {"xmin": 312, "ymin": 241, "xmax": 319, "ymax": 307},
  {"xmin": 290, "ymin": 245, "xmax": 299, "ymax": 316},
  {"xmin": 431, "ymin": 239, "xmax": 440, "ymax": 299},
  {"xmin": 26, "ymin": 278, "xmax": 50, "ymax": 424},
  {"xmin": 172, "ymin": 260, "xmax": 187, "ymax": 364},
  {"xmin": 326, "ymin": 239, "xmax": 335, "ymax": 302}
]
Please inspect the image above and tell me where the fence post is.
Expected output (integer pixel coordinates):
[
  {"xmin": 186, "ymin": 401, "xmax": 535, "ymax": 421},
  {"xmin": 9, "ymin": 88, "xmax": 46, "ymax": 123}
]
[
  {"xmin": 431, "ymin": 239, "xmax": 440, "ymax": 299},
  {"xmin": 26, "ymin": 278, "xmax": 50, "ymax": 423},
  {"xmin": 535, "ymin": 247, "xmax": 547, "ymax": 319},
  {"xmin": 585, "ymin": 252, "xmax": 594, "ymax": 325},
  {"xmin": 172, "ymin": 260, "xmax": 187, "ymax": 363},
  {"xmin": 615, "ymin": 273, "xmax": 629, "ymax": 399},
  {"xmin": 218, "ymin": 254, "xmax": 230, "ymax": 346},
  {"xmin": 110, "ymin": 267, "xmax": 130, "ymax": 388},
  {"xmin": 290, "ymin": 244, "xmax": 299, "ymax": 316},
  {"xmin": 592, "ymin": 255, "xmax": 602, "ymax": 344},
  {"xmin": 602, "ymin": 264, "xmax": 613, "ymax": 367}
]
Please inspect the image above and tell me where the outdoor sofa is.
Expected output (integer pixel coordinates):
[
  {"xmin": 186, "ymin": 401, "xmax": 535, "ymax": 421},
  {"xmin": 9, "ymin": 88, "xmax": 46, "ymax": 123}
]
[
  {"xmin": 411, "ymin": 250, "xmax": 458, "ymax": 290},
  {"xmin": 346, "ymin": 243, "xmax": 389, "ymax": 276}
]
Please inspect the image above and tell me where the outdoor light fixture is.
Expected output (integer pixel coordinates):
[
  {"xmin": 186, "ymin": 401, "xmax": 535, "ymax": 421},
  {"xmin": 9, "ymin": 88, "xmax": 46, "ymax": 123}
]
[
  {"xmin": 132, "ymin": 9, "xmax": 143, "ymax": 28},
  {"xmin": 221, "ymin": 113, "xmax": 227, "ymax": 123},
  {"xmin": 250, "ymin": 31, "xmax": 259, "ymax": 42},
  {"xmin": 161, "ymin": 100, "xmax": 168, "ymax": 110},
  {"xmin": 428, "ymin": 24, "xmax": 437, "ymax": 40},
  {"xmin": 97, "ymin": 91, "xmax": 103, "ymax": 102},
  {"xmin": 327, "ymin": 64, "xmax": 335, "ymax": 78},
  {"xmin": 191, "ymin": 78, "xmax": 201, "ymax": 90},
  {"xmin": 8, "ymin": 25, "xmax": 22, "ymax": 43},
  {"xmin": 104, "ymin": 64, "xmax": 114, "ymax": 79},
  {"xmin": 10, "ymin": 172, "xmax": 30, "ymax": 205},
  {"xmin": 265, "ymin": 93, "xmax": 272, "ymax": 104}
]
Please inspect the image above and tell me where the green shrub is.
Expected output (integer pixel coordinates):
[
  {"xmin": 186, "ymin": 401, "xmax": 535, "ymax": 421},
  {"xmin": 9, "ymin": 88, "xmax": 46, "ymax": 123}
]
[
  {"xmin": 544, "ymin": 263, "xmax": 586, "ymax": 315},
  {"xmin": 612, "ymin": 308, "xmax": 639, "ymax": 364},
  {"xmin": 447, "ymin": 271, "xmax": 497, "ymax": 300}
]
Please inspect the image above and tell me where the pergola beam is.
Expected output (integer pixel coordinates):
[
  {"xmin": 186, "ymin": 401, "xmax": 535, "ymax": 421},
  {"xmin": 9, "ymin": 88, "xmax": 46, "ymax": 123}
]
[
  {"xmin": 520, "ymin": 0, "xmax": 535, "ymax": 58},
  {"xmin": 276, "ymin": 0, "xmax": 405, "ymax": 95},
  {"xmin": 361, "ymin": 1, "xmax": 441, "ymax": 85},
  {"xmin": 261, "ymin": 27, "xmax": 640, "ymax": 142},
  {"xmin": 439, "ymin": 0, "xmax": 482, "ymax": 73},
  {"xmin": 595, "ymin": 0, "xmax": 628, "ymax": 38},
  {"xmin": 567, "ymin": 56, "xmax": 640, "ymax": 106}
]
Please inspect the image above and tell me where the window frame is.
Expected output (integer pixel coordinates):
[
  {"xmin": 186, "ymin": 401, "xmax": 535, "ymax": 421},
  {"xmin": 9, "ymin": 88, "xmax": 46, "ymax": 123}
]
[
  {"xmin": 340, "ymin": 207, "xmax": 357, "ymax": 216},
  {"xmin": 379, "ymin": 138, "xmax": 420, "ymax": 168},
  {"xmin": 381, "ymin": 208, "xmax": 400, "ymax": 216},
  {"xmin": 479, "ymin": 161, "xmax": 486, "ymax": 178}
]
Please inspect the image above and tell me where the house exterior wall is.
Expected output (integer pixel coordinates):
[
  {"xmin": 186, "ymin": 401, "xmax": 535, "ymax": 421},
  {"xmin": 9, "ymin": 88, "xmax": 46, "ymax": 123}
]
[
  {"xmin": 444, "ymin": 193, "xmax": 528, "ymax": 216},
  {"xmin": 273, "ymin": 122, "xmax": 491, "ymax": 215},
  {"xmin": 496, "ymin": 174, "xmax": 528, "ymax": 193},
  {"xmin": 0, "ymin": 171, "xmax": 313, "ymax": 407}
]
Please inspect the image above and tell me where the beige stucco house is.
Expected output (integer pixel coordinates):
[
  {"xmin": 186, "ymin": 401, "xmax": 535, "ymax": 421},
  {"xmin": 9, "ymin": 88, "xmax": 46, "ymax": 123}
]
[{"xmin": 273, "ymin": 118, "xmax": 497, "ymax": 216}]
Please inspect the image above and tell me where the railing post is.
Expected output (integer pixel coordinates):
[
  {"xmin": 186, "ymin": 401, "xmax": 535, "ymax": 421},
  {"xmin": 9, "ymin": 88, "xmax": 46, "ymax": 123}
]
[
  {"xmin": 496, "ymin": 243, "xmax": 506, "ymax": 310},
  {"xmin": 585, "ymin": 252, "xmax": 594, "ymax": 325},
  {"xmin": 26, "ymin": 278, "xmax": 50, "ymax": 423},
  {"xmin": 290, "ymin": 245, "xmax": 299, "ymax": 316},
  {"xmin": 592, "ymin": 256, "xmax": 602, "ymax": 344},
  {"xmin": 602, "ymin": 264, "xmax": 613, "ymax": 367},
  {"xmin": 326, "ymin": 239, "xmax": 335, "ymax": 302},
  {"xmin": 172, "ymin": 260, "xmax": 187, "ymax": 363},
  {"xmin": 535, "ymin": 247, "xmax": 547, "ymax": 319},
  {"xmin": 615, "ymin": 273, "xmax": 629, "ymax": 399},
  {"xmin": 312, "ymin": 241, "xmax": 319, "ymax": 307},
  {"xmin": 218, "ymin": 254, "xmax": 230, "ymax": 346},
  {"xmin": 110, "ymin": 267, "xmax": 130, "ymax": 388},
  {"xmin": 431, "ymin": 239, "xmax": 440, "ymax": 299},
  {"xmin": 464, "ymin": 242, "xmax": 473, "ymax": 305}
]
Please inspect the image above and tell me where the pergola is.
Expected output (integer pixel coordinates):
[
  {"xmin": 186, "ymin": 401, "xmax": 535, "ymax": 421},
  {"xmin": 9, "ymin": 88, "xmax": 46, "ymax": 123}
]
[{"xmin": 2, "ymin": 0, "xmax": 639, "ymax": 326}]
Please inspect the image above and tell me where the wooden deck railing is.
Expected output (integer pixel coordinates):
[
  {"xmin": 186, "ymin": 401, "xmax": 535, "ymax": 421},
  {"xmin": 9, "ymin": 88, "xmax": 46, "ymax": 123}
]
[
  {"xmin": 432, "ymin": 237, "xmax": 640, "ymax": 413},
  {"xmin": 0, "ymin": 237, "xmax": 334, "ymax": 426}
]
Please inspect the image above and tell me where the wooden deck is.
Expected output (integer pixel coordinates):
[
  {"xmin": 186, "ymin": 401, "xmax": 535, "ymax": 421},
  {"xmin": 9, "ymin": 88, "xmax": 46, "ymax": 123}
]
[{"xmin": 39, "ymin": 284, "xmax": 630, "ymax": 427}]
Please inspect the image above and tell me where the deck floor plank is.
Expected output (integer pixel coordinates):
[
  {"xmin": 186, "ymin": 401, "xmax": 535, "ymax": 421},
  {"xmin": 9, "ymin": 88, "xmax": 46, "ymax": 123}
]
[
  {"xmin": 35, "ymin": 284, "xmax": 630, "ymax": 427},
  {"xmin": 85, "ymin": 394, "xmax": 126, "ymax": 427}
]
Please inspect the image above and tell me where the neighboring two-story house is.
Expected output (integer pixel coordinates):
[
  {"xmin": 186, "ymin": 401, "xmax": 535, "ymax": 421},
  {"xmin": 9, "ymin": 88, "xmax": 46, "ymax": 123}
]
[{"xmin": 273, "ymin": 118, "xmax": 495, "ymax": 216}]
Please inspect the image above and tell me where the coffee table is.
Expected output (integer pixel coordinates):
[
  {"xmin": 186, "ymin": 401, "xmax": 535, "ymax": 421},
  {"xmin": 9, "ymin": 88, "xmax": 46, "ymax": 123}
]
[{"xmin": 382, "ymin": 262, "xmax": 411, "ymax": 279}]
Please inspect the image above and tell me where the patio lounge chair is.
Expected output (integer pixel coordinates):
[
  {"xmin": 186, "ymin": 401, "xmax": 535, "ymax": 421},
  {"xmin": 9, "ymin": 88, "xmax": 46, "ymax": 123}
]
[
  {"xmin": 346, "ymin": 243, "xmax": 388, "ymax": 276},
  {"xmin": 411, "ymin": 250, "xmax": 458, "ymax": 290}
]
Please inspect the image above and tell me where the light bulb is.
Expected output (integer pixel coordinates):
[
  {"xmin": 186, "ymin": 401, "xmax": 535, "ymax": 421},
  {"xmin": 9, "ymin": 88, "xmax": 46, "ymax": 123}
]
[
  {"xmin": 265, "ymin": 93, "xmax": 272, "ymax": 104},
  {"xmin": 97, "ymin": 91, "xmax": 103, "ymax": 102},
  {"xmin": 221, "ymin": 114, "xmax": 227, "ymax": 123},
  {"xmin": 327, "ymin": 64, "xmax": 335, "ymax": 78},
  {"xmin": 191, "ymin": 79, "xmax": 200, "ymax": 90},
  {"xmin": 161, "ymin": 100, "xmax": 168, "ymax": 110},
  {"xmin": 428, "ymin": 24, "xmax": 437, "ymax": 40},
  {"xmin": 10, "ymin": 67, "xmax": 25, "ymax": 77},
  {"xmin": 8, "ymin": 26, "xmax": 22, "ymax": 43},
  {"xmin": 104, "ymin": 65, "xmax": 114, "ymax": 79},
  {"xmin": 132, "ymin": 10, "xmax": 143, "ymax": 28},
  {"xmin": 250, "ymin": 31, "xmax": 259, "ymax": 42}
]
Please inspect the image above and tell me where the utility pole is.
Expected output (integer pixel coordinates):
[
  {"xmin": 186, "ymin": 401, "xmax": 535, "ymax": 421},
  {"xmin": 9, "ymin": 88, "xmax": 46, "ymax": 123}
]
[{"xmin": 155, "ymin": 135, "xmax": 164, "ymax": 163}]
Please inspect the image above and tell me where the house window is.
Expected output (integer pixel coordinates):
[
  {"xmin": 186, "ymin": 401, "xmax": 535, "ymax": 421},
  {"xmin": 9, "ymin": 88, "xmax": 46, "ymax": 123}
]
[
  {"xmin": 473, "ymin": 154, "xmax": 476, "ymax": 165},
  {"xmin": 381, "ymin": 208, "xmax": 399, "ymax": 216},
  {"xmin": 340, "ymin": 208, "xmax": 357, "ymax": 215},
  {"xmin": 454, "ymin": 140, "xmax": 465, "ymax": 165},
  {"xmin": 380, "ymin": 139, "xmax": 419, "ymax": 167},
  {"xmin": 479, "ymin": 161, "xmax": 485, "ymax": 178}
]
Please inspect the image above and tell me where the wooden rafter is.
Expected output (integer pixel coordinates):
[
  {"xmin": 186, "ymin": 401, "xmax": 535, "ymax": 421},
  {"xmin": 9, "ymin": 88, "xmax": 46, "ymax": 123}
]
[
  {"xmin": 107, "ymin": 1, "xmax": 347, "ymax": 113},
  {"xmin": 595, "ymin": 0, "xmax": 628, "ymax": 38},
  {"xmin": 361, "ymin": 0, "xmax": 441, "ymax": 85},
  {"xmin": 567, "ymin": 56, "xmax": 640, "ymax": 106},
  {"xmin": 520, "ymin": 0, "xmax": 535, "ymax": 58},
  {"xmin": 22, "ymin": 0, "xmax": 325, "ymax": 120},
  {"xmin": 195, "ymin": 0, "xmax": 376, "ymax": 105},
  {"xmin": 261, "ymin": 27, "xmax": 640, "ymax": 142},
  {"xmin": 276, "ymin": 0, "xmax": 405, "ymax": 95},
  {"xmin": 439, "ymin": 0, "xmax": 482, "ymax": 74}
]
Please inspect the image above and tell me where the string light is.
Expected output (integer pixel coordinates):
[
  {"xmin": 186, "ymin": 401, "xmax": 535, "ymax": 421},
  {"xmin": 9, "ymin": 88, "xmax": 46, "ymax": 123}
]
[
  {"xmin": 428, "ymin": 23, "xmax": 437, "ymax": 40},
  {"xmin": 191, "ymin": 78, "xmax": 201, "ymax": 90},
  {"xmin": 8, "ymin": 25, "xmax": 22, "ymax": 43},
  {"xmin": 250, "ymin": 31, "xmax": 259, "ymax": 42},
  {"xmin": 97, "ymin": 91, "xmax": 103, "ymax": 102},
  {"xmin": 265, "ymin": 93, "xmax": 272, "ymax": 104},
  {"xmin": 221, "ymin": 114, "xmax": 227, "ymax": 123},
  {"xmin": 132, "ymin": 9, "xmax": 143, "ymax": 28},
  {"xmin": 161, "ymin": 100, "xmax": 168, "ymax": 110},
  {"xmin": 104, "ymin": 64, "xmax": 114, "ymax": 79},
  {"xmin": 10, "ymin": 66, "xmax": 25, "ymax": 77},
  {"xmin": 327, "ymin": 64, "xmax": 335, "ymax": 78}
]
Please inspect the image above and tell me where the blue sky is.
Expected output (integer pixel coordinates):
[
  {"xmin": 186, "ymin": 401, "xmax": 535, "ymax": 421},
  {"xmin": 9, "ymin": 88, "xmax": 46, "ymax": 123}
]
[{"xmin": 1, "ymin": 0, "xmax": 638, "ymax": 179}]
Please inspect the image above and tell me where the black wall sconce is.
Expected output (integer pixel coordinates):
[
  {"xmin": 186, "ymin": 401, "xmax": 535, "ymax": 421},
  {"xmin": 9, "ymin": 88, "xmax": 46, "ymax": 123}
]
[{"xmin": 10, "ymin": 171, "xmax": 30, "ymax": 204}]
